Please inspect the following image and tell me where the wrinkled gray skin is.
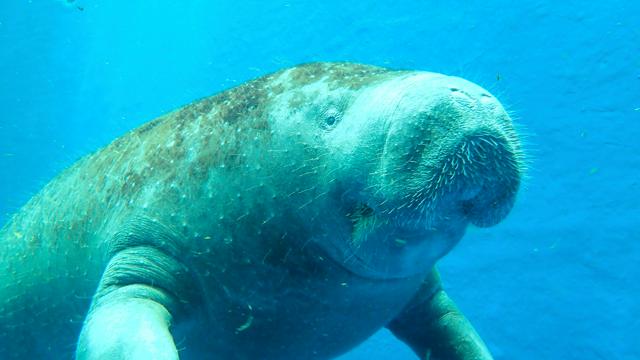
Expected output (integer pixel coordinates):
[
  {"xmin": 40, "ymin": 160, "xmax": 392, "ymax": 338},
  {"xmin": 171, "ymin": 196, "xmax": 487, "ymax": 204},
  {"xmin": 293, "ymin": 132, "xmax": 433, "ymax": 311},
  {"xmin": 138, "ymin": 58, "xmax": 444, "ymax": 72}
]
[{"xmin": 0, "ymin": 63, "xmax": 522, "ymax": 360}]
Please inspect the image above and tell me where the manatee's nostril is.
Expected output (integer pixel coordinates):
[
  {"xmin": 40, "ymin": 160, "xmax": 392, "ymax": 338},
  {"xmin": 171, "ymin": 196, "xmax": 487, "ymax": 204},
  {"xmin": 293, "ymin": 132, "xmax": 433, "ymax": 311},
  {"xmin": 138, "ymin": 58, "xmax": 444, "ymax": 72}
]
[
  {"xmin": 449, "ymin": 87, "xmax": 473, "ymax": 101},
  {"xmin": 480, "ymin": 93, "xmax": 491, "ymax": 98}
]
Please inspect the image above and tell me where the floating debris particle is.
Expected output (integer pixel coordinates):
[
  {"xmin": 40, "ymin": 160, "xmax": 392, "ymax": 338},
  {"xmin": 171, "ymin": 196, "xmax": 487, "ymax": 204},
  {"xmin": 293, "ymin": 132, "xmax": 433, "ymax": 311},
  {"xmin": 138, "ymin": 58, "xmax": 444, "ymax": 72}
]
[
  {"xmin": 235, "ymin": 304, "xmax": 254, "ymax": 333},
  {"xmin": 393, "ymin": 238, "xmax": 407, "ymax": 247}
]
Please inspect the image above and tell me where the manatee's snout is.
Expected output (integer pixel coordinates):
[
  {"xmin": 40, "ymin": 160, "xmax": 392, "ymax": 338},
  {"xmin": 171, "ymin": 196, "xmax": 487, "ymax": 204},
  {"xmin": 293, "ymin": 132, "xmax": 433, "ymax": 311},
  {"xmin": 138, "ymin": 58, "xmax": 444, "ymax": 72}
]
[
  {"xmin": 378, "ymin": 74, "xmax": 523, "ymax": 230},
  {"xmin": 440, "ymin": 130, "xmax": 521, "ymax": 227}
]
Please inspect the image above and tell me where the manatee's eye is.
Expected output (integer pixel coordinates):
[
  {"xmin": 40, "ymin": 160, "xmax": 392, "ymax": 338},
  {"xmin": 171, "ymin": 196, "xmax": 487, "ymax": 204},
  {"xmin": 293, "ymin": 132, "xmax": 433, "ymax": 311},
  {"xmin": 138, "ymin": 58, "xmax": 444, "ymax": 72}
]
[{"xmin": 321, "ymin": 107, "xmax": 342, "ymax": 130}]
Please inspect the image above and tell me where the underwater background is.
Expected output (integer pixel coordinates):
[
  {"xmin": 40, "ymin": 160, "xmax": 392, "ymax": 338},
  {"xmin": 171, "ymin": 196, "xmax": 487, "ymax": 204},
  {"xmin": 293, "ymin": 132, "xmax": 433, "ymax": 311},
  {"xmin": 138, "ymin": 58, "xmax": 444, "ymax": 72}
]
[{"xmin": 0, "ymin": 0, "xmax": 638, "ymax": 359}]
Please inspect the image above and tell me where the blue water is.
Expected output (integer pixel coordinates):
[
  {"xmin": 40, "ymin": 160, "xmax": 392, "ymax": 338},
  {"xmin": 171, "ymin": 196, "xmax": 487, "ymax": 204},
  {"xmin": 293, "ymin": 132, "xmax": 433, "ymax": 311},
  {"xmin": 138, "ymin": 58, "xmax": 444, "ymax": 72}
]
[{"xmin": 1, "ymin": 1, "xmax": 638, "ymax": 359}]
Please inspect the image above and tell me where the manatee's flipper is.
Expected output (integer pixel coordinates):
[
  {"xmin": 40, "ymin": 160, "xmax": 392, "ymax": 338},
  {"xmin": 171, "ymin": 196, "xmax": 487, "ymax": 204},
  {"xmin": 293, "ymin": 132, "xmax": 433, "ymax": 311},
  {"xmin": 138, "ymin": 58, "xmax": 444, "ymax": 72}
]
[
  {"xmin": 76, "ymin": 221, "xmax": 195, "ymax": 360},
  {"xmin": 387, "ymin": 269, "xmax": 493, "ymax": 360}
]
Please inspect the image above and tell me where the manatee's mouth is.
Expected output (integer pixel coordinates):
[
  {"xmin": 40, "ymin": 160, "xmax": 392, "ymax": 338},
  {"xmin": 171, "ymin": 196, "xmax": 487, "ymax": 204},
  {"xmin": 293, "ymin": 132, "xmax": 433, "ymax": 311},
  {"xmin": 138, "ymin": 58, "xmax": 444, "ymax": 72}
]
[
  {"xmin": 332, "ymin": 201, "xmax": 464, "ymax": 280},
  {"xmin": 332, "ymin": 131, "xmax": 522, "ymax": 279}
]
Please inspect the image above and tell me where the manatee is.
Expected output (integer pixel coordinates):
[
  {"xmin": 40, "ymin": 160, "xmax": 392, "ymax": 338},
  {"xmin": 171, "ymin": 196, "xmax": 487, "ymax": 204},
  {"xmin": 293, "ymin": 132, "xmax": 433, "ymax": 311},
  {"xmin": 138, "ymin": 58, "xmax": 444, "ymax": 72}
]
[{"xmin": 0, "ymin": 62, "xmax": 522, "ymax": 359}]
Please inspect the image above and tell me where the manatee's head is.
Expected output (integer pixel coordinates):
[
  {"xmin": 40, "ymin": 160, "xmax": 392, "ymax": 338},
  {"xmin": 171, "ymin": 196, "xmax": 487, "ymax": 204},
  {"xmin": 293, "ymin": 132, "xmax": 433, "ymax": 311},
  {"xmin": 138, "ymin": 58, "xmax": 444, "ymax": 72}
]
[{"xmin": 271, "ymin": 63, "xmax": 524, "ymax": 279}]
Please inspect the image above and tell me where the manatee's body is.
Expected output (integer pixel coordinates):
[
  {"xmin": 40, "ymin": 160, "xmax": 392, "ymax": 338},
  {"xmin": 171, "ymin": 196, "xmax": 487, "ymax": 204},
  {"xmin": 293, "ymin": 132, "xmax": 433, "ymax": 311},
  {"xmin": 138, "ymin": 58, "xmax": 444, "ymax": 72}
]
[{"xmin": 0, "ymin": 63, "xmax": 522, "ymax": 359}]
